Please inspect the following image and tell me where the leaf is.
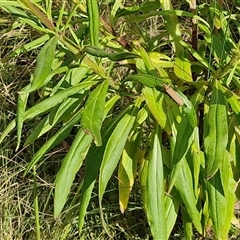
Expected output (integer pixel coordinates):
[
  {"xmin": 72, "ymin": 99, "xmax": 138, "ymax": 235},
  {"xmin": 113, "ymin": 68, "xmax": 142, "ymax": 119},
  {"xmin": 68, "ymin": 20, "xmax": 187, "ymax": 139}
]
[
  {"xmin": 99, "ymin": 98, "xmax": 142, "ymax": 201},
  {"xmin": 78, "ymin": 103, "xmax": 131, "ymax": 232},
  {"xmin": 54, "ymin": 128, "xmax": 93, "ymax": 217},
  {"xmin": 81, "ymin": 80, "xmax": 109, "ymax": 146},
  {"xmin": 181, "ymin": 208, "xmax": 193, "ymax": 240},
  {"xmin": 175, "ymin": 158, "xmax": 202, "ymax": 233},
  {"xmin": 204, "ymin": 80, "xmax": 228, "ymax": 179},
  {"xmin": 186, "ymin": 129, "xmax": 202, "ymax": 197},
  {"xmin": 149, "ymin": 52, "xmax": 173, "ymax": 68},
  {"xmin": 126, "ymin": 10, "xmax": 210, "ymax": 29},
  {"xmin": 190, "ymin": 85, "xmax": 208, "ymax": 111},
  {"xmin": 174, "ymin": 49, "xmax": 192, "ymax": 82},
  {"xmin": 24, "ymin": 112, "xmax": 82, "ymax": 175},
  {"xmin": 124, "ymin": 73, "xmax": 171, "ymax": 88},
  {"xmin": 180, "ymin": 40, "xmax": 215, "ymax": 72},
  {"xmin": 108, "ymin": 52, "xmax": 140, "ymax": 61},
  {"xmin": 16, "ymin": 84, "xmax": 31, "ymax": 150},
  {"xmin": 165, "ymin": 188, "xmax": 179, "ymax": 238},
  {"xmin": 84, "ymin": 46, "xmax": 109, "ymax": 58},
  {"xmin": 222, "ymin": 86, "xmax": 240, "ymax": 125},
  {"xmin": 87, "ymin": 0, "xmax": 99, "ymax": 46},
  {"xmin": 0, "ymin": 119, "xmax": 16, "ymax": 144},
  {"xmin": 23, "ymin": 80, "xmax": 96, "ymax": 120},
  {"xmin": 168, "ymin": 116, "xmax": 195, "ymax": 192},
  {"xmin": 21, "ymin": 0, "xmax": 55, "ymax": 31},
  {"xmin": 144, "ymin": 123, "xmax": 167, "ymax": 239},
  {"xmin": 176, "ymin": 89, "xmax": 198, "ymax": 128},
  {"xmin": 115, "ymin": 0, "xmax": 160, "ymax": 19},
  {"xmin": 143, "ymin": 87, "xmax": 171, "ymax": 134},
  {"xmin": 25, "ymin": 94, "xmax": 86, "ymax": 145},
  {"xmin": 205, "ymin": 165, "xmax": 235, "ymax": 239},
  {"xmin": 84, "ymin": 46, "xmax": 140, "ymax": 61},
  {"xmin": 24, "ymin": 36, "xmax": 58, "ymax": 93},
  {"xmin": 118, "ymin": 130, "xmax": 141, "ymax": 213}
]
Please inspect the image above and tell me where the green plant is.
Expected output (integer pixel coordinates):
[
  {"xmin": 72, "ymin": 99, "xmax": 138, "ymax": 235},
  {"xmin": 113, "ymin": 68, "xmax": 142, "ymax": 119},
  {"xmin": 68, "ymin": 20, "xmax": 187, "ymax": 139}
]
[{"xmin": 1, "ymin": 0, "xmax": 240, "ymax": 239}]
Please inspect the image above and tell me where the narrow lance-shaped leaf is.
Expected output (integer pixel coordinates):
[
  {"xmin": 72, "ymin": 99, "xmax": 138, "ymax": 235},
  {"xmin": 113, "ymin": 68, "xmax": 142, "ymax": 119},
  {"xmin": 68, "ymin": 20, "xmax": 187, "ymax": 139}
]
[
  {"xmin": 21, "ymin": 0, "xmax": 55, "ymax": 31},
  {"xmin": 99, "ymin": 98, "xmax": 142, "ymax": 201},
  {"xmin": 144, "ymin": 123, "xmax": 167, "ymax": 239},
  {"xmin": 78, "ymin": 98, "xmax": 129, "ymax": 232},
  {"xmin": 168, "ymin": 116, "xmax": 195, "ymax": 193},
  {"xmin": 118, "ymin": 130, "xmax": 141, "ymax": 213},
  {"xmin": 82, "ymin": 80, "xmax": 109, "ymax": 146},
  {"xmin": 165, "ymin": 188, "xmax": 179, "ymax": 238},
  {"xmin": 175, "ymin": 158, "xmax": 202, "ymax": 233},
  {"xmin": 24, "ymin": 36, "xmax": 58, "ymax": 93},
  {"xmin": 124, "ymin": 73, "xmax": 171, "ymax": 88},
  {"xmin": 16, "ymin": 84, "xmax": 31, "ymax": 150},
  {"xmin": 84, "ymin": 46, "xmax": 140, "ymax": 61},
  {"xmin": 23, "ymin": 80, "xmax": 96, "ymax": 120},
  {"xmin": 204, "ymin": 80, "xmax": 228, "ymax": 179},
  {"xmin": 174, "ymin": 49, "xmax": 192, "ymax": 82},
  {"xmin": 24, "ymin": 95, "xmax": 86, "ymax": 145},
  {"xmin": 143, "ymin": 87, "xmax": 171, "ymax": 134},
  {"xmin": 87, "ymin": 0, "xmax": 99, "ymax": 46},
  {"xmin": 24, "ymin": 111, "xmax": 82, "ymax": 175},
  {"xmin": 222, "ymin": 86, "xmax": 240, "ymax": 125},
  {"xmin": 205, "ymin": 169, "xmax": 228, "ymax": 239},
  {"xmin": 54, "ymin": 128, "xmax": 93, "ymax": 217}
]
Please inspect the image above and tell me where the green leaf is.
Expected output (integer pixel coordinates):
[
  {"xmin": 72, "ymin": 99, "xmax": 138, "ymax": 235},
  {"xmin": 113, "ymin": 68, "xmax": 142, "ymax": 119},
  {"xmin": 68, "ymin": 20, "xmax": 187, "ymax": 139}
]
[
  {"xmin": 16, "ymin": 84, "xmax": 31, "ymax": 150},
  {"xmin": 124, "ymin": 74, "xmax": 171, "ymax": 88},
  {"xmin": 82, "ymin": 80, "xmax": 109, "ymax": 146},
  {"xmin": 24, "ymin": 112, "xmax": 82, "ymax": 175},
  {"xmin": 175, "ymin": 158, "xmax": 202, "ymax": 233},
  {"xmin": 54, "ymin": 128, "xmax": 93, "ymax": 217},
  {"xmin": 176, "ymin": 89, "xmax": 198, "ymax": 128},
  {"xmin": 126, "ymin": 10, "xmax": 210, "ymax": 29},
  {"xmin": 87, "ymin": 0, "xmax": 99, "ymax": 46},
  {"xmin": 108, "ymin": 51, "xmax": 140, "ymax": 61},
  {"xmin": 25, "ymin": 94, "xmax": 86, "ymax": 145},
  {"xmin": 99, "ymin": 98, "xmax": 142, "ymax": 200},
  {"xmin": 84, "ymin": 46, "xmax": 109, "ymax": 58},
  {"xmin": 143, "ymin": 87, "xmax": 171, "ymax": 134},
  {"xmin": 0, "ymin": 119, "xmax": 16, "ymax": 144},
  {"xmin": 174, "ymin": 49, "xmax": 192, "ymax": 82},
  {"xmin": 115, "ymin": 0, "xmax": 160, "ymax": 19},
  {"xmin": 23, "ymin": 80, "xmax": 96, "ymax": 120},
  {"xmin": 205, "ymin": 165, "xmax": 235, "ymax": 239},
  {"xmin": 78, "ymin": 103, "xmax": 130, "ymax": 232},
  {"xmin": 24, "ymin": 36, "xmax": 58, "ymax": 93},
  {"xmin": 84, "ymin": 46, "xmax": 140, "ymax": 61},
  {"xmin": 204, "ymin": 80, "xmax": 228, "ymax": 179},
  {"xmin": 222, "ymin": 86, "xmax": 240, "ymax": 126},
  {"xmin": 144, "ymin": 123, "xmax": 167, "ymax": 239},
  {"xmin": 118, "ymin": 130, "xmax": 141, "ymax": 213},
  {"xmin": 165, "ymin": 188, "xmax": 179, "ymax": 238},
  {"xmin": 181, "ymin": 208, "xmax": 193, "ymax": 240},
  {"xmin": 168, "ymin": 116, "xmax": 195, "ymax": 192}
]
